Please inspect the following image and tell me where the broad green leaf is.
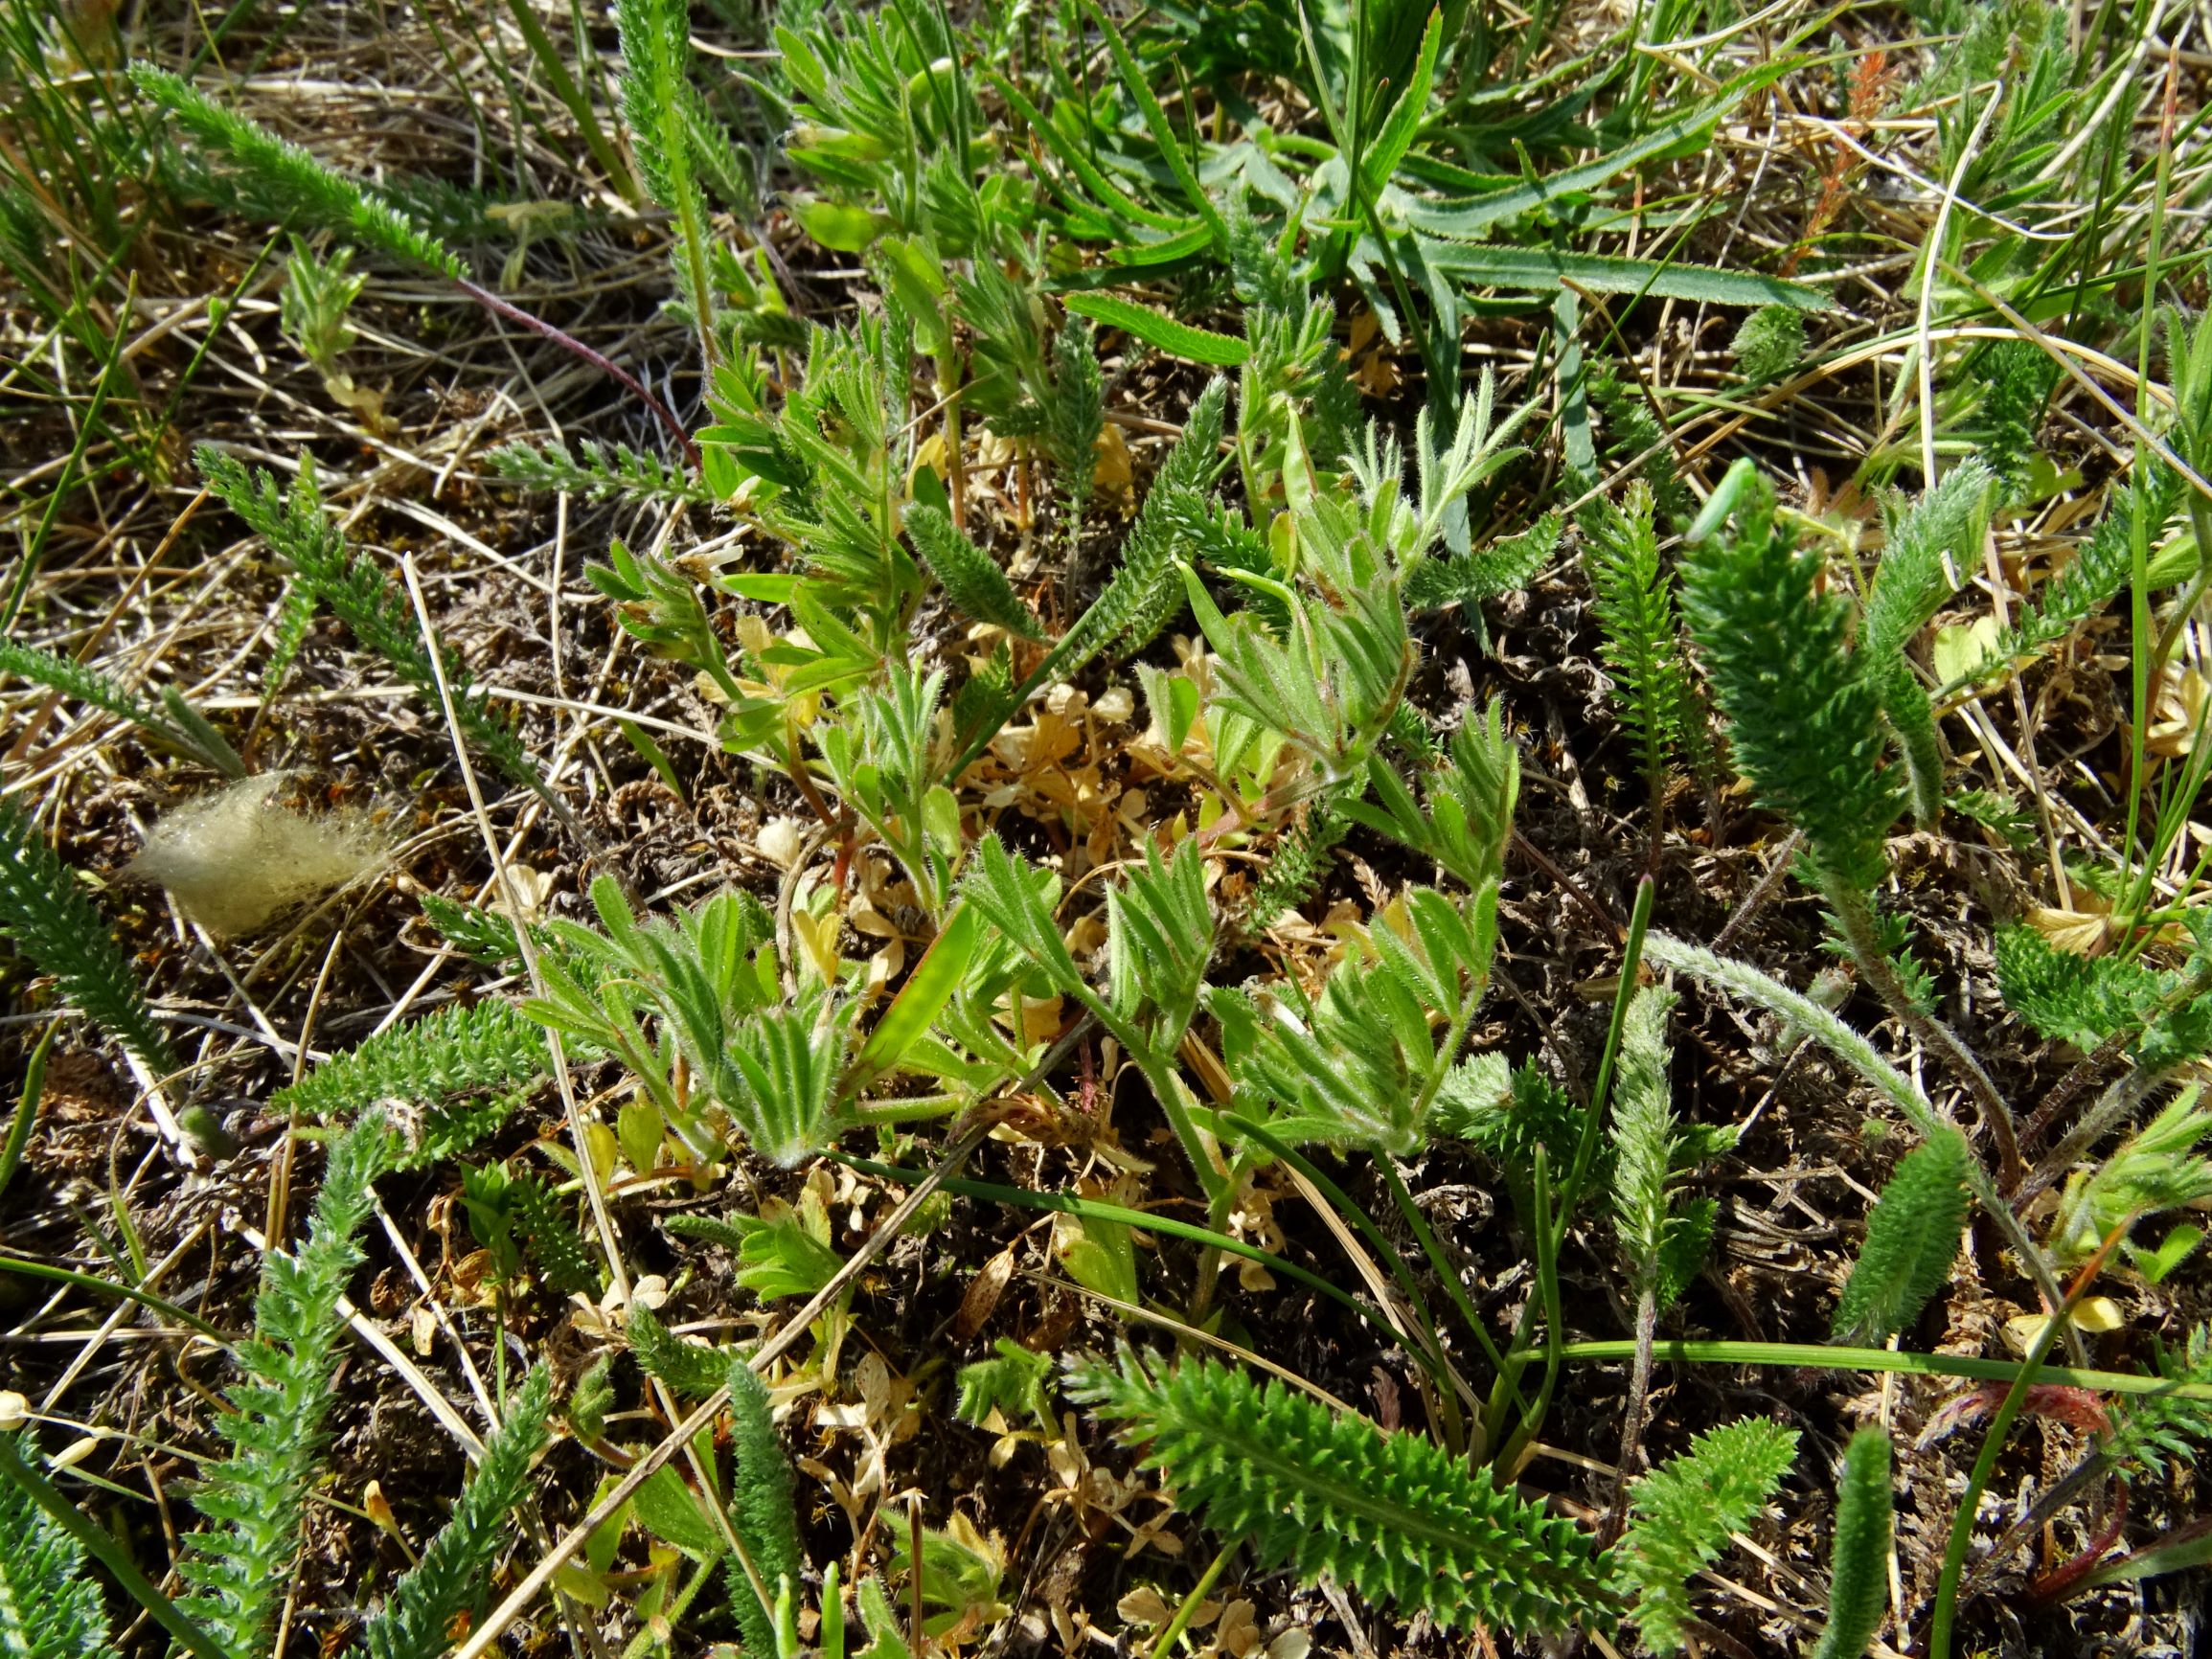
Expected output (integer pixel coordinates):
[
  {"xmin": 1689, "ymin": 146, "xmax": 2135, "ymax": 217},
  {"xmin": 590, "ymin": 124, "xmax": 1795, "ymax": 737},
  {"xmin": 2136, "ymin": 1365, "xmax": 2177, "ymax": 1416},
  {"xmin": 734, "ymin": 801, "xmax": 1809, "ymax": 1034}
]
[
  {"xmin": 631, "ymin": 1466, "xmax": 723, "ymax": 1560},
  {"xmin": 1359, "ymin": 6, "xmax": 1443, "ymax": 196},
  {"xmin": 1061, "ymin": 293, "xmax": 1249, "ymax": 366},
  {"xmin": 851, "ymin": 903, "xmax": 981, "ymax": 1086},
  {"xmin": 788, "ymin": 196, "xmax": 890, "ymax": 253}
]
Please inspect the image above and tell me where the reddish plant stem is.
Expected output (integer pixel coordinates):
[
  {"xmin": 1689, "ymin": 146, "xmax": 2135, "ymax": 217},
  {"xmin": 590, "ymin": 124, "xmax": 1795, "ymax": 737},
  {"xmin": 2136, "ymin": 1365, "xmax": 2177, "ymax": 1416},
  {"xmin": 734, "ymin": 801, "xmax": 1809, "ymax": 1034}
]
[{"xmin": 455, "ymin": 277, "xmax": 699, "ymax": 466}]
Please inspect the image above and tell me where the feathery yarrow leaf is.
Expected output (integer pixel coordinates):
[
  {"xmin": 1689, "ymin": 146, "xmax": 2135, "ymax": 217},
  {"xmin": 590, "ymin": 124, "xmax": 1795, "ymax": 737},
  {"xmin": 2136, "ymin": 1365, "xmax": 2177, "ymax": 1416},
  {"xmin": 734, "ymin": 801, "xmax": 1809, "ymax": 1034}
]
[
  {"xmin": 177, "ymin": 1118, "xmax": 391, "ymax": 1659},
  {"xmin": 1862, "ymin": 463, "xmax": 1993, "ymax": 664},
  {"xmin": 129, "ymin": 67, "xmax": 462, "ymax": 277},
  {"xmin": 627, "ymin": 1305, "xmax": 728, "ymax": 1398},
  {"xmin": 1812, "ymin": 1428, "xmax": 1893, "ymax": 1659},
  {"xmin": 197, "ymin": 448, "xmax": 543, "ymax": 793},
  {"xmin": 1616, "ymin": 1417, "xmax": 1799, "ymax": 1656},
  {"xmin": 1611, "ymin": 985, "xmax": 1680, "ymax": 1273},
  {"xmin": 1585, "ymin": 484, "xmax": 1694, "ymax": 788},
  {"xmin": 362, "ymin": 1365, "xmax": 553, "ymax": 1659},
  {"xmin": 2103, "ymin": 1325, "xmax": 2212, "ymax": 1478},
  {"xmin": 0, "ymin": 639, "xmax": 244, "ymax": 777},
  {"xmin": 1955, "ymin": 466, "xmax": 2182, "ymax": 689},
  {"xmin": 1861, "ymin": 463, "xmax": 1992, "ymax": 823},
  {"xmin": 0, "ymin": 1437, "xmax": 117, "ymax": 1659},
  {"xmin": 725, "ymin": 1359, "xmax": 805, "ymax": 1659},
  {"xmin": 0, "ymin": 798, "xmax": 175, "ymax": 1074},
  {"xmin": 1068, "ymin": 1349, "xmax": 1612, "ymax": 1637},
  {"xmin": 1067, "ymin": 377, "xmax": 1230, "ymax": 663},
  {"xmin": 1608, "ymin": 987, "xmax": 1725, "ymax": 1307},
  {"xmin": 273, "ymin": 1000, "xmax": 548, "ymax": 1166},
  {"xmin": 906, "ymin": 507, "xmax": 1042, "ymax": 638},
  {"xmin": 1832, "ymin": 1128, "xmax": 1968, "ymax": 1345},
  {"xmin": 488, "ymin": 440, "xmax": 713, "ymax": 505},
  {"xmin": 1681, "ymin": 492, "xmax": 1901, "ymax": 892},
  {"xmin": 1993, "ymin": 923, "xmax": 2179, "ymax": 1057}
]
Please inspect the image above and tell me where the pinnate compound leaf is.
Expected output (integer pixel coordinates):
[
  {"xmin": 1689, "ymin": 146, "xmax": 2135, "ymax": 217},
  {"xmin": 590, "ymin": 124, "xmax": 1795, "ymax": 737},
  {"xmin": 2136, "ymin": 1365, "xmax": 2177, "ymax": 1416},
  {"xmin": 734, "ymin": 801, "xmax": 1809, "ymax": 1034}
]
[
  {"xmin": 1069, "ymin": 1348, "xmax": 1611, "ymax": 1637},
  {"xmin": 906, "ymin": 506, "xmax": 1042, "ymax": 637},
  {"xmin": 1681, "ymin": 483, "xmax": 1901, "ymax": 892},
  {"xmin": 1832, "ymin": 1127, "xmax": 1968, "ymax": 1345},
  {"xmin": 363, "ymin": 1366, "xmax": 553, "ymax": 1659},
  {"xmin": 1617, "ymin": 1417, "xmax": 1798, "ymax": 1656},
  {"xmin": 1812, "ymin": 1428, "xmax": 1893, "ymax": 1659}
]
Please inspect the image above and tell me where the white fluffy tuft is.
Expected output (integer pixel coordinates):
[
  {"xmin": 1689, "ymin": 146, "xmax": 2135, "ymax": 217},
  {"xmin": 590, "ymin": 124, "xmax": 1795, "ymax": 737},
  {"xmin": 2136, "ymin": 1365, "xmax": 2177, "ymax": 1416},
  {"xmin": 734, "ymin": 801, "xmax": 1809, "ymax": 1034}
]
[{"xmin": 128, "ymin": 774, "xmax": 382, "ymax": 936}]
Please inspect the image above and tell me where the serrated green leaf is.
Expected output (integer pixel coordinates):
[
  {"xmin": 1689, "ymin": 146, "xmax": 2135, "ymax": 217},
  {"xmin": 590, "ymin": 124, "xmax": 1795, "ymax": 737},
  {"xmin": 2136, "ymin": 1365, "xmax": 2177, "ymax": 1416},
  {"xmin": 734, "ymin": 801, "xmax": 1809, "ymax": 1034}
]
[
  {"xmin": 1060, "ymin": 292, "xmax": 1249, "ymax": 365},
  {"xmin": 1832, "ymin": 1128, "xmax": 1968, "ymax": 1345},
  {"xmin": 1425, "ymin": 243, "xmax": 1832, "ymax": 309}
]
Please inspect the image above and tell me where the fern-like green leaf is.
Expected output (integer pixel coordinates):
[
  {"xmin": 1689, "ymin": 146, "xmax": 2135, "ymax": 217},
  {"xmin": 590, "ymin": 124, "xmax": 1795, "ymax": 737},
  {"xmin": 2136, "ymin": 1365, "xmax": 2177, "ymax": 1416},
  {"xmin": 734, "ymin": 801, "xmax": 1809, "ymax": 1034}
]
[
  {"xmin": 488, "ymin": 439, "xmax": 712, "ymax": 505},
  {"xmin": 627, "ymin": 1304, "xmax": 727, "ymax": 1398},
  {"xmin": 2104, "ymin": 1325, "xmax": 2212, "ymax": 1478},
  {"xmin": 1955, "ymin": 465, "xmax": 2182, "ymax": 689},
  {"xmin": 1993, "ymin": 923, "xmax": 2164, "ymax": 1054},
  {"xmin": 906, "ymin": 507, "xmax": 1042, "ymax": 637},
  {"xmin": 1861, "ymin": 463, "xmax": 1991, "ymax": 824},
  {"xmin": 613, "ymin": 0, "xmax": 708, "ymax": 227},
  {"xmin": 177, "ymin": 1117, "xmax": 392, "ymax": 1659},
  {"xmin": 0, "ymin": 1437, "xmax": 116, "ymax": 1659},
  {"xmin": 1832, "ymin": 1127, "xmax": 1968, "ymax": 1345},
  {"xmin": 130, "ymin": 67, "xmax": 462, "ymax": 277},
  {"xmin": 724, "ymin": 1359, "xmax": 804, "ymax": 1659},
  {"xmin": 262, "ymin": 575, "xmax": 319, "ymax": 703},
  {"xmin": 1405, "ymin": 513, "xmax": 1560, "ymax": 611},
  {"xmin": 198, "ymin": 449, "xmax": 544, "ymax": 795},
  {"xmin": 1732, "ymin": 306, "xmax": 1806, "ymax": 386},
  {"xmin": 1811, "ymin": 1428, "xmax": 1892, "ymax": 1659},
  {"xmin": 1045, "ymin": 319, "xmax": 1106, "ymax": 526},
  {"xmin": 273, "ymin": 1000, "xmax": 547, "ymax": 1166},
  {"xmin": 1069, "ymin": 1348, "xmax": 1612, "ymax": 1637},
  {"xmin": 1067, "ymin": 376, "xmax": 1229, "ymax": 661},
  {"xmin": 1862, "ymin": 463, "xmax": 1993, "ymax": 665},
  {"xmin": 1681, "ymin": 478, "xmax": 1902, "ymax": 893},
  {"xmin": 0, "ymin": 639, "xmax": 244, "ymax": 777},
  {"xmin": 1611, "ymin": 985, "xmax": 1677, "ymax": 1275},
  {"xmin": 1615, "ymin": 1416, "xmax": 1798, "ymax": 1656},
  {"xmin": 0, "ymin": 799, "xmax": 174, "ymax": 1075},
  {"xmin": 1608, "ymin": 987, "xmax": 1725, "ymax": 1308},
  {"xmin": 362, "ymin": 1365, "xmax": 553, "ymax": 1659},
  {"xmin": 1584, "ymin": 484, "xmax": 1695, "ymax": 793},
  {"xmin": 512, "ymin": 1175, "xmax": 599, "ymax": 1295},
  {"xmin": 1238, "ymin": 785, "xmax": 1349, "ymax": 930}
]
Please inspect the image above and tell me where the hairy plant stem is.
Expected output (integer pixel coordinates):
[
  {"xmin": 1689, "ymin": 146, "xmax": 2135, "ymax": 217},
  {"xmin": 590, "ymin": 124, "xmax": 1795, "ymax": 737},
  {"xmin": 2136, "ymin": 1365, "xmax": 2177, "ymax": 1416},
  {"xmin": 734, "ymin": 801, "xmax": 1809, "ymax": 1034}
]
[
  {"xmin": 2010, "ymin": 1065, "xmax": 2166, "ymax": 1211},
  {"xmin": 1824, "ymin": 875, "xmax": 2022, "ymax": 1183},
  {"xmin": 1600, "ymin": 1284, "xmax": 1661, "ymax": 1549}
]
